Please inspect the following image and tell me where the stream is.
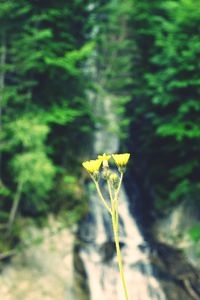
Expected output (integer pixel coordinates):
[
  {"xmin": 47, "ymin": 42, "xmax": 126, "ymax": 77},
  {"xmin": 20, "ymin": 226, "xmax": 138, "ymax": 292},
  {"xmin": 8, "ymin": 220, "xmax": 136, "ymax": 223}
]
[{"xmin": 78, "ymin": 95, "xmax": 166, "ymax": 300}]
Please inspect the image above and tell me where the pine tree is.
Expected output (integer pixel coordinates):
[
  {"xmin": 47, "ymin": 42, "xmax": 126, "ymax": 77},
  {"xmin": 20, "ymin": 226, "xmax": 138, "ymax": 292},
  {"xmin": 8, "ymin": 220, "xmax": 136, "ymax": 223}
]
[
  {"xmin": 0, "ymin": 0, "xmax": 94, "ymax": 237},
  {"xmin": 127, "ymin": 0, "xmax": 200, "ymax": 209}
]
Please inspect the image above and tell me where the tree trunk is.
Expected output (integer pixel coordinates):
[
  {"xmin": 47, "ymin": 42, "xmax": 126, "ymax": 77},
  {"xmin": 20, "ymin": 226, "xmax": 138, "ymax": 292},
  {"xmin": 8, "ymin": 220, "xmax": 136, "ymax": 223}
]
[
  {"xmin": 7, "ymin": 180, "xmax": 24, "ymax": 234},
  {"xmin": 0, "ymin": 32, "xmax": 6, "ymax": 182}
]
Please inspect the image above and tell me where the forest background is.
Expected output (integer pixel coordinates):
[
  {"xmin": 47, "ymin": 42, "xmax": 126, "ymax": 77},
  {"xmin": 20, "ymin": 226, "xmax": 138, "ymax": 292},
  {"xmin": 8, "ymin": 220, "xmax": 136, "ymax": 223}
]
[{"xmin": 0, "ymin": 0, "xmax": 200, "ymax": 257}]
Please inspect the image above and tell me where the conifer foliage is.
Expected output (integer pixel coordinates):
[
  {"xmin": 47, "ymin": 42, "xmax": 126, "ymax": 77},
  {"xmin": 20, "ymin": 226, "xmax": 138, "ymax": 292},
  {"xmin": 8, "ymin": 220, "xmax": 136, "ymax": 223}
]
[
  {"xmin": 127, "ymin": 0, "xmax": 200, "ymax": 209},
  {"xmin": 0, "ymin": 0, "xmax": 94, "ymax": 240}
]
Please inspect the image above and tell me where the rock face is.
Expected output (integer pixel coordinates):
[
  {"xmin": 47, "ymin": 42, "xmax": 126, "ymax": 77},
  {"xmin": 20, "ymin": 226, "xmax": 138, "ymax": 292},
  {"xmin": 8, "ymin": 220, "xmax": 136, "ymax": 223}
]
[
  {"xmin": 149, "ymin": 242, "xmax": 200, "ymax": 300},
  {"xmin": 1, "ymin": 201, "xmax": 199, "ymax": 300},
  {"xmin": 152, "ymin": 201, "xmax": 200, "ymax": 300},
  {"xmin": 153, "ymin": 201, "xmax": 200, "ymax": 267},
  {"xmin": 0, "ymin": 216, "xmax": 75, "ymax": 300}
]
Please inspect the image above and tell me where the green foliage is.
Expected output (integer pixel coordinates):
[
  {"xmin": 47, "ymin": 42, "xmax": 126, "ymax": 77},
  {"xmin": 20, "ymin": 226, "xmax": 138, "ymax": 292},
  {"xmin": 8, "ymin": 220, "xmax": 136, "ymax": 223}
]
[
  {"xmin": 0, "ymin": 182, "xmax": 10, "ymax": 197},
  {"xmin": 188, "ymin": 225, "xmax": 200, "ymax": 242},
  {"xmin": 4, "ymin": 115, "xmax": 55, "ymax": 193},
  {"xmin": 0, "ymin": 0, "xmax": 94, "ymax": 250},
  {"xmin": 157, "ymin": 122, "xmax": 200, "ymax": 140},
  {"xmin": 11, "ymin": 152, "xmax": 55, "ymax": 200},
  {"xmin": 43, "ymin": 103, "xmax": 84, "ymax": 125},
  {"xmin": 1, "ymin": 0, "xmax": 200, "ymax": 254},
  {"xmin": 45, "ymin": 41, "xmax": 95, "ymax": 76},
  {"xmin": 6, "ymin": 116, "xmax": 49, "ymax": 149},
  {"xmin": 126, "ymin": 0, "xmax": 200, "ymax": 209}
]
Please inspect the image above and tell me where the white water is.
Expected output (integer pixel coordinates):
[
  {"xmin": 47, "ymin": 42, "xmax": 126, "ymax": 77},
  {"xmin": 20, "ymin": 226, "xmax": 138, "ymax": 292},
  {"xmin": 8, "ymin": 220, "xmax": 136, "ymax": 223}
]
[{"xmin": 80, "ymin": 95, "xmax": 166, "ymax": 300}]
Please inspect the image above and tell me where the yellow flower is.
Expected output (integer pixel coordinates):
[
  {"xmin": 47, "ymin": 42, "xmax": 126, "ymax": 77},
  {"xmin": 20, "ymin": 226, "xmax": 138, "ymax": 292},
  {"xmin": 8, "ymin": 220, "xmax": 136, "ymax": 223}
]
[
  {"xmin": 98, "ymin": 153, "xmax": 111, "ymax": 168},
  {"xmin": 82, "ymin": 159, "xmax": 102, "ymax": 173},
  {"xmin": 112, "ymin": 153, "xmax": 130, "ymax": 167},
  {"xmin": 98, "ymin": 153, "xmax": 111, "ymax": 161}
]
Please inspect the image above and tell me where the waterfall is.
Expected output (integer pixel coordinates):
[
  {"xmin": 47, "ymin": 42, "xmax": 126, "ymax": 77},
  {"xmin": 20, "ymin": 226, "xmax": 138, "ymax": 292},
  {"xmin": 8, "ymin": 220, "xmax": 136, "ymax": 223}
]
[{"xmin": 78, "ymin": 95, "xmax": 166, "ymax": 300}]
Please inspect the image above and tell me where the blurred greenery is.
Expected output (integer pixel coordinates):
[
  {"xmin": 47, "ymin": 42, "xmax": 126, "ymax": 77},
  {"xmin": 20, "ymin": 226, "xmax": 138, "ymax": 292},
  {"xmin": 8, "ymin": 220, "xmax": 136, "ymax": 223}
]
[
  {"xmin": 126, "ymin": 0, "xmax": 200, "ymax": 211},
  {"xmin": 188, "ymin": 225, "xmax": 200, "ymax": 242},
  {"xmin": 0, "ymin": 0, "xmax": 200, "ymax": 252},
  {"xmin": 0, "ymin": 0, "xmax": 94, "ymax": 251}
]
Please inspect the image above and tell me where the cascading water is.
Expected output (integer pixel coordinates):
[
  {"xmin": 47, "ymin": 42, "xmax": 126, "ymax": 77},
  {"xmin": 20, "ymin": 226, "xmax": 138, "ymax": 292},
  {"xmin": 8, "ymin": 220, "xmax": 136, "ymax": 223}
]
[{"xmin": 79, "ymin": 95, "xmax": 166, "ymax": 300}]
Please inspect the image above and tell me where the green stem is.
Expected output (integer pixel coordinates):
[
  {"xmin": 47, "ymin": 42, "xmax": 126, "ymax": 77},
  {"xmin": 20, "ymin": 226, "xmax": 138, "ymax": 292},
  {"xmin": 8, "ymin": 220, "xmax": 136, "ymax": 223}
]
[
  {"xmin": 114, "ymin": 172, "xmax": 123, "ymax": 232},
  {"xmin": 95, "ymin": 172, "xmax": 128, "ymax": 299},
  {"xmin": 112, "ymin": 211, "xmax": 129, "ymax": 300},
  {"xmin": 95, "ymin": 181, "xmax": 112, "ymax": 214},
  {"xmin": 107, "ymin": 179, "xmax": 114, "ymax": 203},
  {"xmin": 109, "ymin": 174, "xmax": 128, "ymax": 300}
]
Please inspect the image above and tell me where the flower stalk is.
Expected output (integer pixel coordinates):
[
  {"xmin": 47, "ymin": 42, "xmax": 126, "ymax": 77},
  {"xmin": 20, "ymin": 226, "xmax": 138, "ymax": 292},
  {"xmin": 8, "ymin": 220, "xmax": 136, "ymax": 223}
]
[{"xmin": 82, "ymin": 153, "xmax": 130, "ymax": 300}]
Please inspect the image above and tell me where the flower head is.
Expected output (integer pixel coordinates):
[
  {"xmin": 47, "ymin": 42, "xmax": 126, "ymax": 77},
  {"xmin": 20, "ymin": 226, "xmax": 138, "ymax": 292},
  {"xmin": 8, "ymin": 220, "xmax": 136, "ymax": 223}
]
[
  {"xmin": 98, "ymin": 153, "xmax": 111, "ymax": 169},
  {"xmin": 82, "ymin": 159, "xmax": 102, "ymax": 173},
  {"xmin": 112, "ymin": 153, "xmax": 130, "ymax": 167},
  {"xmin": 98, "ymin": 153, "xmax": 111, "ymax": 161}
]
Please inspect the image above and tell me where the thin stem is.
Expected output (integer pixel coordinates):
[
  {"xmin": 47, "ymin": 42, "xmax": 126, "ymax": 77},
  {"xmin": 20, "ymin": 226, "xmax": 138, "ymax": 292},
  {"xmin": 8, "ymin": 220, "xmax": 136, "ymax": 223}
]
[
  {"xmin": 95, "ymin": 181, "xmax": 112, "ymax": 214},
  {"xmin": 111, "ymin": 211, "xmax": 129, "ymax": 300},
  {"xmin": 110, "ymin": 172, "xmax": 128, "ymax": 299},
  {"xmin": 94, "ymin": 172, "xmax": 128, "ymax": 299},
  {"xmin": 107, "ymin": 179, "xmax": 114, "ymax": 203},
  {"xmin": 116, "ymin": 172, "xmax": 123, "ymax": 197},
  {"xmin": 114, "ymin": 172, "xmax": 123, "ymax": 232}
]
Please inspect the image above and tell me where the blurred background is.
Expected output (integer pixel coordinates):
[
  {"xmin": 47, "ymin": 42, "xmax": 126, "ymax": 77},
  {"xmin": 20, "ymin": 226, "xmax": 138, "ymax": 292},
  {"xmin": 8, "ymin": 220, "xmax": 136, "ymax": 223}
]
[{"xmin": 0, "ymin": 0, "xmax": 200, "ymax": 299}]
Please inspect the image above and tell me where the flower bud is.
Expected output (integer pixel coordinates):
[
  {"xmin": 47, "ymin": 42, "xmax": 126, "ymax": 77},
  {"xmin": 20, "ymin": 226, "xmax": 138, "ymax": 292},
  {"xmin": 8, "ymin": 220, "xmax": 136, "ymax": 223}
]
[
  {"xmin": 102, "ymin": 167, "xmax": 111, "ymax": 180},
  {"xmin": 109, "ymin": 172, "xmax": 119, "ymax": 189},
  {"xmin": 93, "ymin": 171, "xmax": 100, "ymax": 182},
  {"xmin": 118, "ymin": 166, "xmax": 126, "ymax": 173}
]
